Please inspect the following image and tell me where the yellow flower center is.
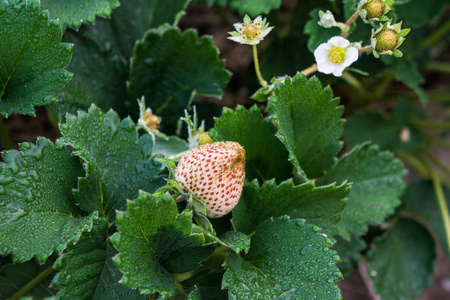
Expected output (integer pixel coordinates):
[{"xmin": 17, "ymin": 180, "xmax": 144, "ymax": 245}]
[
  {"xmin": 327, "ymin": 46, "xmax": 346, "ymax": 64},
  {"xmin": 244, "ymin": 24, "xmax": 259, "ymax": 40}
]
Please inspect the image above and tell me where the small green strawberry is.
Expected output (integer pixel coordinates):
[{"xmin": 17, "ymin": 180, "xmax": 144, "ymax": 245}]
[{"xmin": 174, "ymin": 141, "xmax": 246, "ymax": 218}]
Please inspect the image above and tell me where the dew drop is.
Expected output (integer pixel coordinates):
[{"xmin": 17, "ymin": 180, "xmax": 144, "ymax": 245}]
[
  {"xmin": 57, "ymin": 273, "xmax": 72, "ymax": 286},
  {"xmin": 0, "ymin": 175, "xmax": 14, "ymax": 185},
  {"xmin": 24, "ymin": 190, "xmax": 34, "ymax": 202}
]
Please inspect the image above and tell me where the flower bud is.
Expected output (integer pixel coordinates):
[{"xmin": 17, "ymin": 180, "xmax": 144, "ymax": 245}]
[
  {"xmin": 371, "ymin": 21, "xmax": 410, "ymax": 58},
  {"xmin": 318, "ymin": 10, "xmax": 337, "ymax": 28},
  {"xmin": 140, "ymin": 108, "xmax": 160, "ymax": 133},
  {"xmin": 357, "ymin": 0, "xmax": 393, "ymax": 23}
]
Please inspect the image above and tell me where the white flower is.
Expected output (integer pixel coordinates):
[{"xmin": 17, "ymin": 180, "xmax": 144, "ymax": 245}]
[
  {"xmin": 228, "ymin": 15, "xmax": 273, "ymax": 45},
  {"xmin": 314, "ymin": 36, "xmax": 359, "ymax": 77}
]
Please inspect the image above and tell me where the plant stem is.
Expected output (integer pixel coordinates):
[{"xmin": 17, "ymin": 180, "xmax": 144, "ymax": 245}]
[
  {"xmin": 341, "ymin": 11, "xmax": 360, "ymax": 38},
  {"xmin": 426, "ymin": 138, "xmax": 450, "ymax": 149},
  {"xmin": 421, "ymin": 18, "xmax": 450, "ymax": 49},
  {"xmin": 252, "ymin": 44, "xmax": 267, "ymax": 87},
  {"xmin": 300, "ymin": 64, "xmax": 318, "ymax": 76},
  {"xmin": 358, "ymin": 45, "xmax": 373, "ymax": 53},
  {"xmin": 0, "ymin": 118, "xmax": 13, "ymax": 150},
  {"xmin": 420, "ymin": 146, "xmax": 450, "ymax": 175},
  {"xmin": 395, "ymin": 151, "xmax": 430, "ymax": 178},
  {"xmin": 426, "ymin": 61, "xmax": 450, "ymax": 74},
  {"xmin": 411, "ymin": 119, "xmax": 450, "ymax": 130},
  {"xmin": 431, "ymin": 170, "xmax": 450, "ymax": 255},
  {"xmin": 9, "ymin": 266, "xmax": 55, "ymax": 300},
  {"xmin": 342, "ymin": 71, "xmax": 364, "ymax": 94}
]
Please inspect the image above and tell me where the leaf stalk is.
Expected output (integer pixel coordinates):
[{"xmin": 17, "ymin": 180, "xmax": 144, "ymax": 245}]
[{"xmin": 9, "ymin": 266, "xmax": 55, "ymax": 300}]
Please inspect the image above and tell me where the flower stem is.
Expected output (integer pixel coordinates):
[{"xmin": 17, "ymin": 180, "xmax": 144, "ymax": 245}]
[
  {"xmin": 341, "ymin": 11, "xmax": 360, "ymax": 38},
  {"xmin": 253, "ymin": 44, "xmax": 267, "ymax": 87},
  {"xmin": 426, "ymin": 138, "xmax": 450, "ymax": 149},
  {"xmin": 431, "ymin": 169, "xmax": 450, "ymax": 255},
  {"xmin": 420, "ymin": 146, "xmax": 450, "ymax": 175},
  {"xmin": 342, "ymin": 71, "xmax": 364, "ymax": 94},
  {"xmin": 0, "ymin": 118, "xmax": 13, "ymax": 150},
  {"xmin": 358, "ymin": 45, "xmax": 373, "ymax": 53},
  {"xmin": 9, "ymin": 266, "xmax": 55, "ymax": 300},
  {"xmin": 300, "ymin": 64, "xmax": 318, "ymax": 76},
  {"xmin": 411, "ymin": 119, "xmax": 450, "ymax": 130}
]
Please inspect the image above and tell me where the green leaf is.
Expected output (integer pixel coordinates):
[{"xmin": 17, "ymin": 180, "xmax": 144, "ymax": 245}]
[
  {"xmin": 50, "ymin": 28, "xmax": 129, "ymax": 119},
  {"xmin": 108, "ymin": 0, "xmax": 191, "ymax": 58},
  {"xmin": 59, "ymin": 105, "xmax": 165, "ymax": 221},
  {"xmin": 332, "ymin": 234, "xmax": 366, "ymax": 275},
  {"xmin": 153, "ymin": 135, "xmax": 189, "ymax": 157},
  {"xmin": 367, "ymin": 218, "xmax": 435, "ymax": 300},
  {"xmin": 128, "ymin": 26, "xmax": 230, "ymax": 133},
  {"xmin": 403, "ymin": 180, "xmax": 450, "ymax": 258},
  {"xmin": 50, "ymin": 0, "xmax": 190, "ymax": 119},
  {"xmin": 110, "ymin": 191, "xmax": 208, "ymax": 296},
  {"xmin": 270, "ymin": 73, "xmax": 344, "ymax": 179},
  {"xmin": 304, "ymin": 8, "xmax": 341, "ymax": 52},
  {"xmin": 319, "ymin": 143, "xmax": 407, "ymax": 240},
  {"xmin": 345, "ymin": 100, "xmax": 426, "ymax": 153},
  {"xmin": 228, "ymin": 0, "xmax": 281, "ymax": 16},
  {"xmin": 344, "ymin": 0, "xmax": 358, "ymax": 20},
  {"xmin": 0, "ymin": 138, "xmax": 96, "ymax": 263},
  {"xmin": 40, "ymin": 0, "xmax": 120, "ymax": 30},
  {"xmin": 203, "ymin": 230, "xmax": 251, "ymax": 254},
  {"xmin": 219, "ymin": 231, "xmax": 251, "ymax": 253},
  {"xmin": 394, "ymin": 0, "xmax": 446, "ymax": 28},
  {"xmin": 0, "ymin": 0, "xmax": 72, "ymax": 117},
  {"xmin": 382, "ymin": 56, "xmax": 428, "ymax": 103},
  {"xmin": 209, "ymin": 106, "xmax": 292, "ymax": 183},
  {"xmin": 182, "ymin": 270, "xmax": 228, "ymax": 300},
  {"xmin": 52, "ymin": 218, "xmax": 147, "ymax": 299},
  {"xmin": 232, "ymin": 179, "xmax": 350, "ymax": 236},
  {"xmin": 0, "ymin": 257, "xmax": 57, "ymax": 299},
  {"xmin": 223, "ymin": 216, "xmax": 342, "ymax": 299}
]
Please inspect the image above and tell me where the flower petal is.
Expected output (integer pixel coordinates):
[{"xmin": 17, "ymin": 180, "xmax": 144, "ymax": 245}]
[
  {"xmin": 254, "ymin": 16, "xmax": 263, "ymax": 25},
  {"xmin": 328, "ymin": 36, "xmax": 350, "ymax": 47},
  {"xmin": 233, "ymin": 22, "xmax": 244, "ymax": 32},
  {"xmin": 317, "ymin": 61, "xmax": 335, "ymax": 74},
  {"xmin": 332, "ymin": 65, "xmax": 346, "ymax": 76},
  {"xmin": 260, "ymin": 27, "xmax": 274, "ymax": 38},
  {"xmin": 342, "ymin": 47, "xmax": 359, "ymax": 67},
  {"xmin": 227, "ymin": 36, "xmax": 247, "ymax": 44},
  {"xmin": 314, "ymin": 43, "xmax": 331, "ymax": 63}
]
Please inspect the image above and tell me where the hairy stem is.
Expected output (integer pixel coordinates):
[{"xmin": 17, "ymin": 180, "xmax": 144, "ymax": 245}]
[
  {"xmin": 358, "ymin": 45, "xmax": 373, "ymax": 53},
  {"xmin": 301, "ymin": 64, "xmax": 318, "ymax": 76},
  {"xmin": 341, "ymin": 11, "xmax": 360, "ymax": 38},
  {"xmin": 253, "ymin": 44, "xmax": 267, "ymax": 87},
  {"xmin": 9, "ymin": 266, "xmax": 55, "ymax": 300}
]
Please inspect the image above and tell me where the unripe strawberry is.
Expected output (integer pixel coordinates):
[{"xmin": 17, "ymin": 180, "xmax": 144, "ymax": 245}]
[{"xmin": 174, "ymin": 141, "xmax": 246, "ymax": 218}]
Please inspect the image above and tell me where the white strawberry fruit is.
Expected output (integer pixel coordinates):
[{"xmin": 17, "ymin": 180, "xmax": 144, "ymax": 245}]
[{"xmin": 174, "ymin": 141, "xmax": 246, "ymax": 218}]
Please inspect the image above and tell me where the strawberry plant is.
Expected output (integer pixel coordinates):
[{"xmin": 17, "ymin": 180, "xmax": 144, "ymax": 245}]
[{"xmin": 0, "ymin": 0, "xmax": 449, "ymax": 299}]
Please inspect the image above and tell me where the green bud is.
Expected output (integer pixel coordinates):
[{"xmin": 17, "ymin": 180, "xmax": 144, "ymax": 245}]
[
  {"xmin": 371, "ymin": 21, "xmax": 410, "ymax": 58},
  {"xmin": 357, "ymin": 0, "xmax": 393, "ymax": 23},
  {"xmin": 375, "ymin": 28, "xmax": 398, "ymax": 52}
]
